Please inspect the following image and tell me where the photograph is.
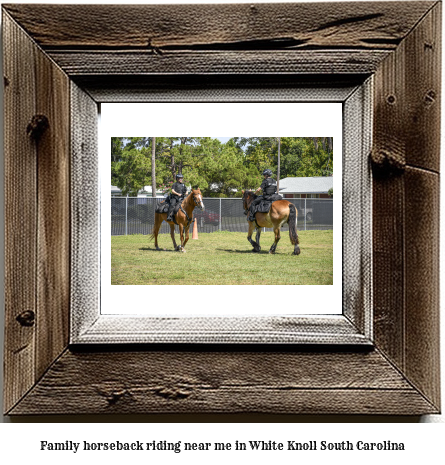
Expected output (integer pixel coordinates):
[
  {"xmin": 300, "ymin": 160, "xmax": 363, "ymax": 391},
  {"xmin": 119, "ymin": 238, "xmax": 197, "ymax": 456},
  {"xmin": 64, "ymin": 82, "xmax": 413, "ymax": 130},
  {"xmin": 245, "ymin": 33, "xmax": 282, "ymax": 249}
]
[{"xmin": 110, "ymin": 136, "xmax": 334, "ymax": 287}]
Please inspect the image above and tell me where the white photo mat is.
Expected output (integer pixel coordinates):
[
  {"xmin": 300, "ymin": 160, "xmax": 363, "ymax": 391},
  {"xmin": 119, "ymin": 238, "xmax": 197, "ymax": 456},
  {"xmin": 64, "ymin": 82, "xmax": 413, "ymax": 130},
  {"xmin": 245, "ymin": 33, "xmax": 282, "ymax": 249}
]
[{"xmin": 101, "ymin": 102, "xmax": 342, "ymax": 317}]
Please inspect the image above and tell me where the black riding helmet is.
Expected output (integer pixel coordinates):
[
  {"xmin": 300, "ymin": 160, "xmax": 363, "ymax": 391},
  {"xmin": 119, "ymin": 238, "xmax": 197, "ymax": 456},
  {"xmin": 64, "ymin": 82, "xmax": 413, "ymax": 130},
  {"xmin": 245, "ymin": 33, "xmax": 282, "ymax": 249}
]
[
  {"xmin": 262, "ymin": 169, "xmax": 272, "ymax": 177},
  {"xmin": 176, "ymin": 173, "xmax": 184, "ymax": 180}
]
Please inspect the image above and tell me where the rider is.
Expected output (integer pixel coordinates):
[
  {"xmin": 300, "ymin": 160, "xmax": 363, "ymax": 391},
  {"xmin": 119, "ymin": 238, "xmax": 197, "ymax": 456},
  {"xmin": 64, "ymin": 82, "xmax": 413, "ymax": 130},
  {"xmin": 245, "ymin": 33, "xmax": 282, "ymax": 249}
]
[
  {"xmin": 166, "ymin": 173, "xmax": 187, "ymax": 221},
  {"xmin": 247, "ymin": 169, "xmax": 277, "ymax": 222}
]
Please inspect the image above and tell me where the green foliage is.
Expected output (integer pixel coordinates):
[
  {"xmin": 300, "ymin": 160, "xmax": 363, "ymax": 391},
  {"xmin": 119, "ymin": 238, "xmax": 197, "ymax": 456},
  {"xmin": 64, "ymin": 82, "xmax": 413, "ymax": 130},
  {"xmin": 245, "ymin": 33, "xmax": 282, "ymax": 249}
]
[{"xmin": 112, "ymin": 136, "xmax": 334, "ymax": 197}]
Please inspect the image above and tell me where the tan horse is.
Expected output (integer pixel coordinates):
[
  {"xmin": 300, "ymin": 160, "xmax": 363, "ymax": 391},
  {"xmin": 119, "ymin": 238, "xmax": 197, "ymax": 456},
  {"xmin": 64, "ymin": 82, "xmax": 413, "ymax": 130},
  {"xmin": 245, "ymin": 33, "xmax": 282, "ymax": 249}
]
[
  {"xmin": 242, "ymin": 190, "xmax": 300, "ymax": 255},
  {"xmin": 149, "ymin": 188, "xmax": 204, "ymax": 252}
]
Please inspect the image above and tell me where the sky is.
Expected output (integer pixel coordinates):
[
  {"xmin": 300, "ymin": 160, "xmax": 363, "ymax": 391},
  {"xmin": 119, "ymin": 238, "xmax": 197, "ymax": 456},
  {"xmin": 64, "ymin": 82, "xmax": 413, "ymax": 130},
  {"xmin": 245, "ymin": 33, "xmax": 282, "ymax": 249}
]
[{"xmin": 215, "ymin": 137, "xmax": 231, "ymax": 144}]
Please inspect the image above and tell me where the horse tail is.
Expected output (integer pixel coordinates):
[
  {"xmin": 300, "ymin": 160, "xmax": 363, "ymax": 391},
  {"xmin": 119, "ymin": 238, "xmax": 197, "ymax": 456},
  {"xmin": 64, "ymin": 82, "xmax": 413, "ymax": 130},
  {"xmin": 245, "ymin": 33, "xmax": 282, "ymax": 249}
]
[{"xmin": 287, "ymin": 203, "xmax": 299, "ymax": 245}]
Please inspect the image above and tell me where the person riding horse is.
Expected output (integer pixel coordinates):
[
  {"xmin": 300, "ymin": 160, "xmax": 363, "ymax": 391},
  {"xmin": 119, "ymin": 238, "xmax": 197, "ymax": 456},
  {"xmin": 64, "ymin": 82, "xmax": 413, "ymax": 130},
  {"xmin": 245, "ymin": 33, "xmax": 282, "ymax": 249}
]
[
  {"xmin": 247, "ymin": 169, "xmax": 277, "ymax": 222},
  {"xmin": 166, "ymin": 173, "xmax": 187, "ymax": 221}
]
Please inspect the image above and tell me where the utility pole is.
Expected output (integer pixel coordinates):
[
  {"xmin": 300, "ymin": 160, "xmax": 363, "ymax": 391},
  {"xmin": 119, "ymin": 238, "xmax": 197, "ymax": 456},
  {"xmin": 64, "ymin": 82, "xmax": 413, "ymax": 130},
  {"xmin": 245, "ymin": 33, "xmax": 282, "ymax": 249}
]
[
  {"xmin": 277, "ymin": 137, "xmax": 281, "ymax": 192},
  {"xmin": 151, "ymin": 137, "xmax": 156, "ymax": 197}
]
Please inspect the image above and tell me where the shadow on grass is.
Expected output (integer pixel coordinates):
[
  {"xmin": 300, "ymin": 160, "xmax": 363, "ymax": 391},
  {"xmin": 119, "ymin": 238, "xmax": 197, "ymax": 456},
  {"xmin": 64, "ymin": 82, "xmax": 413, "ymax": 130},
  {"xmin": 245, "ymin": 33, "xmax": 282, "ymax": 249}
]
[
  {"xmin": 216, "ymin": 248, "xmax": 273, "ymax": 254},
  {"xmin": 139, "ymin": 247, "xmax": 178, "ymax": 253}
]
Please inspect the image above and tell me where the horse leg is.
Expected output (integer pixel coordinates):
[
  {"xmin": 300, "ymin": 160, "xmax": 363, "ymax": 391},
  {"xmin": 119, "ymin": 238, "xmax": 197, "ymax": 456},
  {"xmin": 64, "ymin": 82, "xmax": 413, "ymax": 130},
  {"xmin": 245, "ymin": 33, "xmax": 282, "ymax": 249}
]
[
  {"xmin": 150, "ymin": 213, "xmax": 163, "ymax": 250},
  {"xmin": 169, "ymin": 223, "xmax": 178, "ymax": 250},
  {"xmin": 183, "ymin": 225, "xmax": 190, "ymax": 250},
  {"xmin": 269, "ymin": 226, "xmax": 281, "ymax": 254},
  {"xmin": 178, "ymin": 224, "xmax": 186, "ymax": 252},
  {"xmin": 247, "ymin": 222, "xmax": 261, "ymax": 252},
  {"xmin": 255, "ymin": 228, "xmax": 261, "ymax": 246}
]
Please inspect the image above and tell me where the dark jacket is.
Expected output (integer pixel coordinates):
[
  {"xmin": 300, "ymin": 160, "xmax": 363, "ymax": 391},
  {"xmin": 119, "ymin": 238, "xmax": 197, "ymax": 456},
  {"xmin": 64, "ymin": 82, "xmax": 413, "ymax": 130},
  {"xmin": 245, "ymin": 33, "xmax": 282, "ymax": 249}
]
[
  {"xmin": 261, "ymin": 178, "xmax": 277, "ymax": 197},
  {"xmin": 171, "ymin": 182, "xmax": 187, "ymax": 199}
]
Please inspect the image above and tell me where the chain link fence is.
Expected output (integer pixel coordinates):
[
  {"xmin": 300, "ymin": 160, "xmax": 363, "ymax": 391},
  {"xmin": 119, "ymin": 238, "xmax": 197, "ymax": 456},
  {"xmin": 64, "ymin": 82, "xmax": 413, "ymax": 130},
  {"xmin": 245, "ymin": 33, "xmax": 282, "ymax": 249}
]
[{"xmin": 111, "ymin": 197, "xmax": 333, "ymax": 236}]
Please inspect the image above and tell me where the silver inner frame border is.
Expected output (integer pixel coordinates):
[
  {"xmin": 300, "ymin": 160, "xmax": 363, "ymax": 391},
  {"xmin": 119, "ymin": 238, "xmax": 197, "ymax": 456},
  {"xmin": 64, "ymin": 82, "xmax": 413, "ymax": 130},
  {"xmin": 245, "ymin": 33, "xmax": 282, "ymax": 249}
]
[{"xmin": 70, "ymin": 80, "xmax": 373, "ymax": 345}]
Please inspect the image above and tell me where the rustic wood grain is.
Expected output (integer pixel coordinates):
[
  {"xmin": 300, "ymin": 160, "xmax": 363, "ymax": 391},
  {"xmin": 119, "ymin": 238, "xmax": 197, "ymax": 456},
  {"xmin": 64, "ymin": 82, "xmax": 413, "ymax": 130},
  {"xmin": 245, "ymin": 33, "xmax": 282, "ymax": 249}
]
[
  {"xmin": 34, "ymin": 41, "xmax": 71, "ymax": 380},
  {"xmin": 8, "ymin": 349, "xmax": 437, "ymax": 415},
  {"xmin": 372, "ymin": 2, "xmax": 441, "ymax": 411},
  {"xmin": 404, "ymin": 167, "xmax": 440, "ymax": 408},
  {"xmin": 2, "ymin": 2, "xmax": 435, "ymax": 50},
  {"xmin": 3, "ymin": 12, "xmax": 38, "ymax": 414},
  {"xmin": 404, "ymin": 2, "xmax": 441, "ymax": 172},
  {"xmin": 47, "ymin": 50, "xmax": 390, "ymax": 76}
]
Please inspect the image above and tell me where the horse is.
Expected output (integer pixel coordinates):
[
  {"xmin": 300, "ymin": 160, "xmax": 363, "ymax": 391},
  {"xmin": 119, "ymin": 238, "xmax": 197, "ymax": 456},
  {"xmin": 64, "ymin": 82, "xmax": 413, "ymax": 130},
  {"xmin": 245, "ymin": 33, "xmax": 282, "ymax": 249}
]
[
  {"xmin": 242, "ymin": 190, "xmax": 300, "ymax": 255},
  {"xmin": 149, "ymin": 188, "xmax": 205, "ymax": 252}
]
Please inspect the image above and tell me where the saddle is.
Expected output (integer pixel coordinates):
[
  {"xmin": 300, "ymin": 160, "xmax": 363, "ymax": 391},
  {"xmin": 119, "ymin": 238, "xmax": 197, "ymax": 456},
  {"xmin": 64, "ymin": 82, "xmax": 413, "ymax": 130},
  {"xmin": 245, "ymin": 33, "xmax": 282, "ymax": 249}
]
[
  {"xmin": 155, "ymin": 198, "xmax": 170, "ymax": 214},
  {"xmin": 253, "ymin": 194, "xmax": 283, "ymax": 215},
  {"xmin": 155, "ymin": 196, "xmax": 185, "ymax": 223},
  {"xmin": 155, "ymin": 196, "xmax": 182, "ymax": 216}
]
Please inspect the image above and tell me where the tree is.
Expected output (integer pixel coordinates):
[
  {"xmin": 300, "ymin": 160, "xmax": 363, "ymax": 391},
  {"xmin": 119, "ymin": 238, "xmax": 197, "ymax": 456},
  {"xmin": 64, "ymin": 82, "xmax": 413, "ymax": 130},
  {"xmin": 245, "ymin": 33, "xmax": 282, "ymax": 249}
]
[{"xmin": 113, "ymin": 147, "xmax": 151, "ymax": 196}]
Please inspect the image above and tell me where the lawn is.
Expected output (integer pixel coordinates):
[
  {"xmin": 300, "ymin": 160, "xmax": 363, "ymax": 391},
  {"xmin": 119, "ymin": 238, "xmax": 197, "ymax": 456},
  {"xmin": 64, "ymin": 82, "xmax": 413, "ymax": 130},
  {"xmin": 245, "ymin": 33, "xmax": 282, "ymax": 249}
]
[{"xmin": 111, "ymin": 230, "xmax": 333, "ymax": 285}]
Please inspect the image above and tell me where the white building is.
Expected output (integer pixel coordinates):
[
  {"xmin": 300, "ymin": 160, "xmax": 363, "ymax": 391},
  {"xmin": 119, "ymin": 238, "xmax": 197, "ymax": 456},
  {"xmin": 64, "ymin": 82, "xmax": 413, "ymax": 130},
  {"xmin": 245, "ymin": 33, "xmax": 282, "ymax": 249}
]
[
  {"xmin": 279, "ymin": 176, "xmax": 333, "ymax": 199},
  {"xmin": 111, "ymin": 185, "xmax": 165, "ymax": 197}
]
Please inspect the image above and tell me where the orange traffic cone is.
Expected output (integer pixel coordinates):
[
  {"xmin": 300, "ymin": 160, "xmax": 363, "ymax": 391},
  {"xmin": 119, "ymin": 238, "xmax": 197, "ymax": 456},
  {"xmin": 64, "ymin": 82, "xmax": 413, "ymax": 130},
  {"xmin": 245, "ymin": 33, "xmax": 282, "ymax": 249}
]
[{"xmin": 192, "ymin": 218, "xmax": 198, "ymax": 239}]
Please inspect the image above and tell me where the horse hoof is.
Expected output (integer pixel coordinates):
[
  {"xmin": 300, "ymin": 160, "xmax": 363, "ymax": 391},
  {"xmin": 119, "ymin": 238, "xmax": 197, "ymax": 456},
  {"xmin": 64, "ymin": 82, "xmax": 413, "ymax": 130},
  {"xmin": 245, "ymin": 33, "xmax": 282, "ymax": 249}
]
[
  {"xmin": 269, "ymin": 250, "xmax": 275, "ymax": 254},
  {"xmin": 293, "ymin": 248, "xmax": 301, "ymax": 255}
]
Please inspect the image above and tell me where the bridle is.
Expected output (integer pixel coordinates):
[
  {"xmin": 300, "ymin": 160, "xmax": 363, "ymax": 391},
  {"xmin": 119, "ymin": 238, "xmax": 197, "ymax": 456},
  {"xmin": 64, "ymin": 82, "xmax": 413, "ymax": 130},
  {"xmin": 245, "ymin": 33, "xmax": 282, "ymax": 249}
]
[
  {"xmin": 183, "ymin": 190, "xmax": 203, "ymax": 212},
  {"xmin": 191, "ymin": 191, "xmax": 204, "ymax": 210}
]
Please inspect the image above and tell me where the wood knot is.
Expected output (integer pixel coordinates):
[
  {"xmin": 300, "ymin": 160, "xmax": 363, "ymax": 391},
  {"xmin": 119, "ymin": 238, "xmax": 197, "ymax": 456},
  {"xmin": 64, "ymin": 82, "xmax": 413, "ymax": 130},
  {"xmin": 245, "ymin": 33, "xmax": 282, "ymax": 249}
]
[
  {"xmin": 4, "ymin": 76, "xmax": 10, "ymax": 87},
  {"xmin": 95, "ymin": 385, "xmax": 131, "ymax": 406},
  {"xmin": 16, "ymin": 310, "xmax": 35, "ymax": 327},
  {"xmin": 154, "ymin": 386, "xmax": 192, "ymax": 400},
  {"xmin": 370, "ymin": 149, "xmax": 405, "ymax": 177},
  {"xmin": 27, "ymin": 115, "xmax": 49, "ymax": 140},
  {"xmin": 105, "ymin": 390, "xmax": 128, "ymax": 405},
  {"xmin": 386, "ymin": 94, "xmax": 396, "ymax": 105}
]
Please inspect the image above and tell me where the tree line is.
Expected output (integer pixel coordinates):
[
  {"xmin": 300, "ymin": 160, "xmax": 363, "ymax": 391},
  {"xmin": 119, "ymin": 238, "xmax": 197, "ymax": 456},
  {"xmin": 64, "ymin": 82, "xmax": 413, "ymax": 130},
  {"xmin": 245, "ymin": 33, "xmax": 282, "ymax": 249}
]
[{"xmin": 111, "ymin": 137, "xmax": 333, "ymax": 197}]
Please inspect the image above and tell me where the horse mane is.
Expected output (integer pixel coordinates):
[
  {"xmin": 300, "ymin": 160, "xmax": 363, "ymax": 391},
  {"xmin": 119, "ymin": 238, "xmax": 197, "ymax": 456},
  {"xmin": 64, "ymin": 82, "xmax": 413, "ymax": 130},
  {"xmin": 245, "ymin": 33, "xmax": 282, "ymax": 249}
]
[
  {"xmin": 183, "ymin": 188, "xmax": 200, "ymax": 206},
  {"xmin": 244, "ymin": 189, "xmax": 257, "ymax": 199}
]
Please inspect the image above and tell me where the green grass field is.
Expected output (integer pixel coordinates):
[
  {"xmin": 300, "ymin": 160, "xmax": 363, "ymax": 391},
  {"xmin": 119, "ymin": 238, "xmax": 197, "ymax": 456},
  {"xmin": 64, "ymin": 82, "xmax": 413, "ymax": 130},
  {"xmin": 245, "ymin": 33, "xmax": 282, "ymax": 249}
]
[{"xmin": 111, "ymin": 230, "xmax": 333, "ymax": 285}]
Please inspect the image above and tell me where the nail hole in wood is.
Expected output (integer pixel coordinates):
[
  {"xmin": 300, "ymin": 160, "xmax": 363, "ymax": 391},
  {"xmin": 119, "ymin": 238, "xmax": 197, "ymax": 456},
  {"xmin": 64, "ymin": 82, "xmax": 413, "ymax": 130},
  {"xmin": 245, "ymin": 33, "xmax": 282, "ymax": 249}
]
[{"xmin": 425, "ymin": 90, "xmax": 436, "ymax": 105}]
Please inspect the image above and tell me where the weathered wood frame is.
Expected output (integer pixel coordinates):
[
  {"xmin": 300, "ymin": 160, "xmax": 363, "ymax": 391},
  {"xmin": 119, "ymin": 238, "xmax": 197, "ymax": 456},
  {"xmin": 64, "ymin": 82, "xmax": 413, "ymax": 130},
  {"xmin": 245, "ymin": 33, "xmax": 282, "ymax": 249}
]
[{"xmin": 3, "ymin": 2, "xmax": 441, "ymax": 415}]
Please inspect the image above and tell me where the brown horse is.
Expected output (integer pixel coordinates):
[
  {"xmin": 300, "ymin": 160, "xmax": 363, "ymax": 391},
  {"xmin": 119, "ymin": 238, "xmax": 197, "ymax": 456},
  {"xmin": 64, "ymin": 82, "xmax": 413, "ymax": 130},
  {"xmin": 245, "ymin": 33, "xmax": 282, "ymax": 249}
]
[
  {"xmin": 242, "ymin": 190, "xmax": 300, "ymax": 255},
  {"xmin": 149, "ymin": 188, "xmax": 205, "ymax": 252}
]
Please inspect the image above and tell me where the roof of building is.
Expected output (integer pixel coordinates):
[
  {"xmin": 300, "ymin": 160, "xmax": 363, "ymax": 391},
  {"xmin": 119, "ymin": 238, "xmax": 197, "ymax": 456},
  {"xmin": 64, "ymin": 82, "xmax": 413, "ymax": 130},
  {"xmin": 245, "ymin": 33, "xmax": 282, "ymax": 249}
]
[
  {"xmin": 279, "ymin": 176, "xmax": 333, "ymax": 194},
  {"xmin": 111, "ymin": 185, "xmax": 164, "ymax": 196}
]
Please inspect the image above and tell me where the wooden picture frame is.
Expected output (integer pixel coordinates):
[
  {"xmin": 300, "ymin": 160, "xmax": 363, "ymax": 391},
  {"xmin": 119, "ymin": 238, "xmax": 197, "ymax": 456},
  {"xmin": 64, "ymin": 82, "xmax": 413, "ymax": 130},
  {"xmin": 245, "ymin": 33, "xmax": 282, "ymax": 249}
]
[{"xmin": 3, "ymin": 2, "xmax": 440, "ymax": 415}]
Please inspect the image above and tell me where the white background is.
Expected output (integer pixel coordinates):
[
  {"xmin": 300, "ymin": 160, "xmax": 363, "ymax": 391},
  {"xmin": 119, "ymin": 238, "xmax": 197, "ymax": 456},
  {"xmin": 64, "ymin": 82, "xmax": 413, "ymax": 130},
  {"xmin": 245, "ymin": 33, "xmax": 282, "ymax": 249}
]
[
  {"xmin": 102, "ymin": 102, "xmax": 342, "ymax": 316},
  {"xmin": 0, "ymin": 0, "xmax": 444, "ymax": 460}
]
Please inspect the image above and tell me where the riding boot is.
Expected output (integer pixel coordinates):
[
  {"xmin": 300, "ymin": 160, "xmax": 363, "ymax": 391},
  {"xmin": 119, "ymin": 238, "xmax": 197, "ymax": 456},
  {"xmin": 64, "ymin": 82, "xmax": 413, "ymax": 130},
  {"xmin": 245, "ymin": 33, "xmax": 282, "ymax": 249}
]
[{"xmin": 247, "ymin": 209, "xmax": 256, "ymax": 222}]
